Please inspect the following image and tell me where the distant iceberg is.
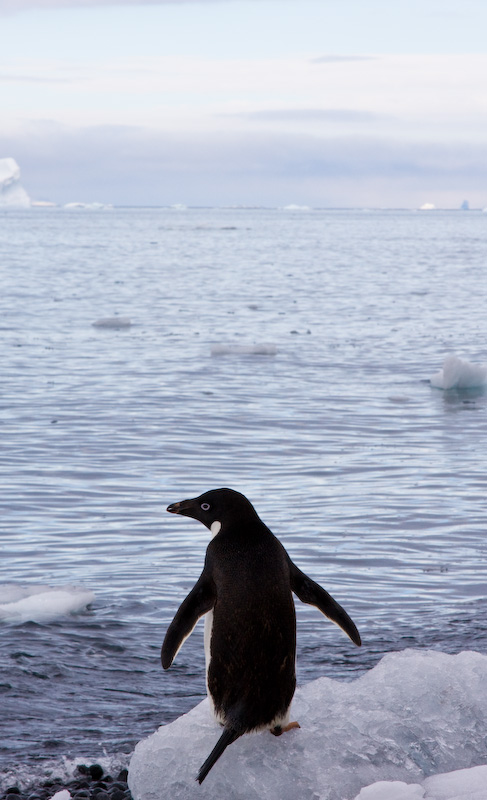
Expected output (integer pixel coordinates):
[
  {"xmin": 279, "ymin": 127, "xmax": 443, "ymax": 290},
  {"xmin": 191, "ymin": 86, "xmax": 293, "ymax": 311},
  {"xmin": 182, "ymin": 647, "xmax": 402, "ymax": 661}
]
[
  {"xmin": 0, "ymin": 157, "xmax": 31, "ymax": 208},
  {"xmin": 430, "ymin": 354, "xmax": 487, "ymax": 390},
  {"xmin": 419, "ymin": 203, "xmax": 435, "ymax": 211},
  {"xmin": 0, "ymin": 584, "xmax": 95, "ymax": 623},
  {"xmin": 64, "ymin": 202, "xmax": 113, "ymax": 210},
  {"xmin": 128, "ymin": 649, "xmax": 487, "ymax": 800}
]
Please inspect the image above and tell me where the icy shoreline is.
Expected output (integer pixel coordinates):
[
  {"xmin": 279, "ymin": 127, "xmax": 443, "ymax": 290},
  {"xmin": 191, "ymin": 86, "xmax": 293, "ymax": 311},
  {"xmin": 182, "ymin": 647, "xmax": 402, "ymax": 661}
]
[{"xmin": 2, "ymin": 650, "xmax": 487, "ymax": 800}]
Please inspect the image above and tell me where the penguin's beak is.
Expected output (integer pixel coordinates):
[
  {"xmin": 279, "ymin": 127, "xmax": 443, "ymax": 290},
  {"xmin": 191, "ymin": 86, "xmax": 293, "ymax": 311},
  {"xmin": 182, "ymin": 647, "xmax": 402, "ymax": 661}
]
[{"xmin": 167, "ymin": 498, "xmax": 196, "ymax": 517}]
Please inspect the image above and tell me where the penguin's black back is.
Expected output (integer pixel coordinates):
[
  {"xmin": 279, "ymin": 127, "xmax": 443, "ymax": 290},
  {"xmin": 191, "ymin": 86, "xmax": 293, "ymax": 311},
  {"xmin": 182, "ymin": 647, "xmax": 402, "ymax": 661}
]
[{"xmin": 205, "ymin": 520, "xmax": 296, "ymax": 732}]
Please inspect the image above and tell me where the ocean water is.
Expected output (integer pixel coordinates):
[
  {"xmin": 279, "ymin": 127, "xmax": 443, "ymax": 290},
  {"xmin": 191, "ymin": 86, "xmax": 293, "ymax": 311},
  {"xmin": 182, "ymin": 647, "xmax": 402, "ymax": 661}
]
[{"xmin": 1, "ymin": 207, "xmax": 486, "ymax": 788}]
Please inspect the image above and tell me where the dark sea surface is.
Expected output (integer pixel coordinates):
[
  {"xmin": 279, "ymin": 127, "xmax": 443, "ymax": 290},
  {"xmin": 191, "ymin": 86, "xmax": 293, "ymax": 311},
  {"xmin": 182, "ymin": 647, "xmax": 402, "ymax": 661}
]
[{"xmin": 1, "ymin": 207, "xmax": 486, "ymax": 789}]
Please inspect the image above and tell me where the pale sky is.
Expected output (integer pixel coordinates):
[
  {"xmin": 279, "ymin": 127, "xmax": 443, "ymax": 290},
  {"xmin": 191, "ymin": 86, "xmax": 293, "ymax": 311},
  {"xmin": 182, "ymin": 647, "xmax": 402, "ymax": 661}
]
[{"xmin": 1, "ymin": 0, "xmax": 486, "ymax": 207}]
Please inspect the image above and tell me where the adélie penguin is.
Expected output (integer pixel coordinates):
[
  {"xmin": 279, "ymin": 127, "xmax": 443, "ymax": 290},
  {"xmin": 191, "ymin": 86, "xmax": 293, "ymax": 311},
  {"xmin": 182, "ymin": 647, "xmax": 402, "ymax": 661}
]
[{"xmin": 161, "ymin": 488, "xmax": 361, "ymax": 784}]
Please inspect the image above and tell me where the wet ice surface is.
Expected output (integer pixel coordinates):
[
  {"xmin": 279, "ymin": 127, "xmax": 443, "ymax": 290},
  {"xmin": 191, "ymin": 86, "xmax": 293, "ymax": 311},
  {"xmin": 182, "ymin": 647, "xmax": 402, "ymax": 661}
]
[
  {"xmin": 1, "ymin": 208, "xmax": 487, "ymax": 789},
  {"xmin": 128, "ymin": 650, "xmax": 487, "ymax": 800}
]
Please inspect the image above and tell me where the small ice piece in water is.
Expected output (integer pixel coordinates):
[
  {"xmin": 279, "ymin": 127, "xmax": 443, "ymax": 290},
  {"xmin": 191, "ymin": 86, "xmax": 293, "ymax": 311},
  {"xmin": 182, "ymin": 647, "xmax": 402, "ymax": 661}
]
[
  {"xmin": 211, "ymin": 343, "xmax": 277, "ymax": 356},
  {"xmin": 0, "ymin": 584, "xmax": 95, "ymax": 623},
  {"xmin": 92, "ymin": 317, "xmax": 132, "ymax": 329},
  {"xmin": 430, "ymin": 354, "xmax": 487, "ymax": 390}
]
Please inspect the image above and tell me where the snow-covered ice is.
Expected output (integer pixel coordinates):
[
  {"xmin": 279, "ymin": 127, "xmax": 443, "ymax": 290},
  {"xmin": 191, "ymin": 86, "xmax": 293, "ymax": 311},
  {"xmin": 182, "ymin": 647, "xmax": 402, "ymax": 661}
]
[
  {"xmin": 356, "ymin": 765, "xmax": 487, "ymax": 799},
  {"xmin": 0, "ymin": 157, "xmax": 31, "ymax": 207},
  {"xmin": 430, "ymin": 355, "xmax": 487, "ymax": 390},
  {"xmin": 128, "ymin": 649, "xmax": 487, "ymax": 800},
  {"xmin": 0, "ymin": 584, "xmax": 95, "ymax": 623}
]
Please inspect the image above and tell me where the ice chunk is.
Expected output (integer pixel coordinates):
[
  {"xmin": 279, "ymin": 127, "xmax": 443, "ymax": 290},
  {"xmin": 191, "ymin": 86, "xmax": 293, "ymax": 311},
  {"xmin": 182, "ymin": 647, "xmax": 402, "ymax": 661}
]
[
  {"xmin": 49, "ymin": 791, "xmax": 71, "ymax": 800},
  {"xmin": 128, "ymin": 650, "xmax": 487, "ymax": 800},
  {"xmin": 0, "ymin": 157, "xmax": 31, "ymax": 208},
  {"xmin": 211, "ymin": 343, "xmax": 277, "ymax": 356},
  {"xmin": 353, "ymin": 782, "xmax": 424, "ymax": 799},
  {"xmin": 357, "ymin": 765, "xmax": 487, "ymax": 800},
  {"xmin": 423, "ymin": 765, "xmax": 487, "ymax": 798},
  {"xmin": 430, "ymin": 355, "xmax": 487, "ymax": 390},
  {"xmin": 0, "ymin": 584, "xmax": 95, "ymax": 623}
]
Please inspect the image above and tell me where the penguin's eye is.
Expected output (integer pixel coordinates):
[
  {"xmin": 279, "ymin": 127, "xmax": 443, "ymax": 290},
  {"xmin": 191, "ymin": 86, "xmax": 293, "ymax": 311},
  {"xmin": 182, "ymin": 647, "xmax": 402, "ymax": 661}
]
[{"xmin": 201, "ymin": 502, "xmax": 210, "ymax": 511}]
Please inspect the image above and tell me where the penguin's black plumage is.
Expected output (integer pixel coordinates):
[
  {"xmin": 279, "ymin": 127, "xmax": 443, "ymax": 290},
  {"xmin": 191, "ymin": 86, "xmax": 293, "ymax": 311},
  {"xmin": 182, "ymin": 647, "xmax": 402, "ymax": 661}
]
[{"xmin": 161, "ymin": 488, "xmax": 361, "ymax": 784}]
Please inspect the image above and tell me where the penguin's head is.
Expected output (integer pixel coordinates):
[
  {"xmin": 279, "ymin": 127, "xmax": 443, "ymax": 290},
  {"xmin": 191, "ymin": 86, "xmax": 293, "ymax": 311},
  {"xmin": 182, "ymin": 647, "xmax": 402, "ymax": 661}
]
[{"xmin": 167, "ymin": 488, "xmax": 258, "ymax": 536}]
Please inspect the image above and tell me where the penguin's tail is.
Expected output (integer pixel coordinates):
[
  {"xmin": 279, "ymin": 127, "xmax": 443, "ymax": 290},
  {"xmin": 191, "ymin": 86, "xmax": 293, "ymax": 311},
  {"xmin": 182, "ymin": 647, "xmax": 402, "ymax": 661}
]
[{"xmin": 196, "ymin": 726, "xmax": 241, "ymax": 784}]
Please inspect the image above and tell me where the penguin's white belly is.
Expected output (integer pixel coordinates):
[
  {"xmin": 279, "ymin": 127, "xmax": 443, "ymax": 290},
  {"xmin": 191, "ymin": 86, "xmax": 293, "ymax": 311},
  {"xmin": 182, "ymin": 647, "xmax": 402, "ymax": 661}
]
[
  {"xmin": 204, "ymin": 609, "xmax": 224, "ymax": 723},
  {"xmin": 204, "ymin": 608, "xmax": 213, "ymax": 679}
]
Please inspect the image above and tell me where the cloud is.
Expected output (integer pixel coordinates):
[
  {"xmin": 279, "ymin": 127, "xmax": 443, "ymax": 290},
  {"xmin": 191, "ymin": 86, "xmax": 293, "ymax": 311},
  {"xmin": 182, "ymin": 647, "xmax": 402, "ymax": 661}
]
[
  {"xmin": 0, "ymin": 73, "xmax": 74, "ymax": 83},
  {"xmin": 2, "ymin": 121, "xmax": 487, "ymax": 208},
  {"xmin": 227, "ymin": 109, "xmax": 388, "ymax": 124},
  {"xmin": 0, "ymin": 0, "xmax": 220, "ymax": 12},
  {"xmin": 310, "ymin": 55, "xmax": 377, "ymax": 64}
]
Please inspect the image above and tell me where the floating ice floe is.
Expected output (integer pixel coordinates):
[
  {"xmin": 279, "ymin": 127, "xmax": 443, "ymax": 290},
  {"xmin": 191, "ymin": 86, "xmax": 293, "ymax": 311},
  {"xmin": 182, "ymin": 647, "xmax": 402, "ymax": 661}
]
[
  {"xmin": 92, "ymin": 317, "xmax": 132, "ymax": 329},
  {"xmin": 0, "ymin": 584, "xmax": 95, "ymax": 623},
  {"xmin": 430, "ymin": 354, "xmax": 487, "ymax": 390},
  {"xmin": 128, "ymin": 649, "xmax": 487, "ymax": 800},
  {"xmin": 0, "ymin": 157, "xmax": 31, "ymax": 208},
  {"xmin": 211, "ymin": 343, "xmax": 277, "ymax": 356}
]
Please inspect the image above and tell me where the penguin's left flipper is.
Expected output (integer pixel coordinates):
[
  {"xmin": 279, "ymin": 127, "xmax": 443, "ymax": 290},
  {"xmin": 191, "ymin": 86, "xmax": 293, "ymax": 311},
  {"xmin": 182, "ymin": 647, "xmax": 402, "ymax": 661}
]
[
  {"xmin": 289, "ymin": 560, "xmax": 361, "ymax": 646},
  {"xmin": 161, "ymin": 574, "xmax": 215, "ymax": 669}
]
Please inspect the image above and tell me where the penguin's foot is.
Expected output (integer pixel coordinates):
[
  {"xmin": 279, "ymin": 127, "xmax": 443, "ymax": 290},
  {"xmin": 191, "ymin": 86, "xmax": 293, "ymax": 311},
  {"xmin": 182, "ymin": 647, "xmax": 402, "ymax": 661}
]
[{"xmin": 270, "ymin": 721, "xmax": 300, "ymax": 736}]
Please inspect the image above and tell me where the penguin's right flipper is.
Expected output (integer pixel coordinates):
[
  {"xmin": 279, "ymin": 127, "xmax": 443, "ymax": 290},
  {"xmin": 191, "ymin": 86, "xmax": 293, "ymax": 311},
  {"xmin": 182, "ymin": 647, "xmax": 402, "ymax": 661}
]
[
  {"xmin": 161, "ymin": 574, "xmax": 215, "ymax": 669},
  {"xmin": 289, "ymin": 560, "xmax": 361, "ymax": 646},
  {"xmin": 196, "ymin": 727, "xmax": 241, "ymax": 784}
]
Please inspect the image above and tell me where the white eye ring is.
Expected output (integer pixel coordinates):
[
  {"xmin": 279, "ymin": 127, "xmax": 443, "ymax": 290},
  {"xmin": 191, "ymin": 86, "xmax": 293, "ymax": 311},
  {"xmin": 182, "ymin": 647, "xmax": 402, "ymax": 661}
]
[{"xmin": 201, "ymin": 502, "xmax": 210, "ymax": 511}]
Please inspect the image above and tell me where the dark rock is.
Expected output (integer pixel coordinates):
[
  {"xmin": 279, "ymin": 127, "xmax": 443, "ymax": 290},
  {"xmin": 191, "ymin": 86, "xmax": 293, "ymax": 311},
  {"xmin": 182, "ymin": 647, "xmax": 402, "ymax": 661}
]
[
  {"xmin": 108, "ymin": 789, "xmax": 125, "ymax": 800},
  {"xmin": 6, "ymin": 790, "xmax": 21, "ymax": 796},
  {"xmin": 75, "ymin": 767, "xmax": 90, "ymax": 777},
  {"xmin": 89, "ymin": 766, "xmax": 103, "ymax": 781},
  {"xmin": 67, "ymin": 782, "xmax": 89, "ymax": 792},
  {"xmin": 116, "ymin": 772, "xmax": 128, "ymax": 784}
]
